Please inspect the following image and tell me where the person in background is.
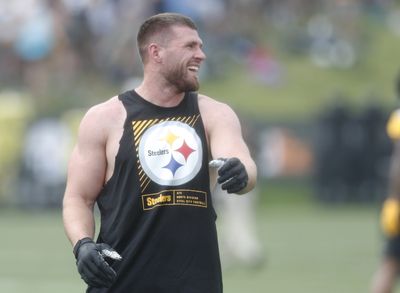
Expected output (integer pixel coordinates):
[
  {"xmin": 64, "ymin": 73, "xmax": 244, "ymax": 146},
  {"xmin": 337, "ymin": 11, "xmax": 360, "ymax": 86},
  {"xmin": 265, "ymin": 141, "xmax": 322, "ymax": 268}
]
[{"xmin": 371, "ymin": 71, "xmax": 400, "ymax": 293}]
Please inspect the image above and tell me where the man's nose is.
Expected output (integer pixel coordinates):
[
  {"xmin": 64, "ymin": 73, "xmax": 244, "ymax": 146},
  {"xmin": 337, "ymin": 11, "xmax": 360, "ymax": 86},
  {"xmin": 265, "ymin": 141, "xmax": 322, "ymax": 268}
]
[{"xmin": 196, "ymin": 48, "xmax": 206, "ymax": 61}]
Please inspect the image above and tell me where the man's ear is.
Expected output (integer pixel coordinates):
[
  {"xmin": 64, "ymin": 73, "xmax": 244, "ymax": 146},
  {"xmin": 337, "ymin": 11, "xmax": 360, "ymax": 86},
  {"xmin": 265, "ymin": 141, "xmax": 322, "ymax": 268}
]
[{"xmin": 148, "ymin": 43, "xmax": 162, "ymax": 63}]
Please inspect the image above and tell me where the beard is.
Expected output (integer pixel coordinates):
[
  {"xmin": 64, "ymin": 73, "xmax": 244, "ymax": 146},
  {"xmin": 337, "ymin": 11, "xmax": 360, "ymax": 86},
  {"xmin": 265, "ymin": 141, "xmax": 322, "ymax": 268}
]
[{"xmin": 164, "ymin": 64, "xmax": 200, "ymax": 92}]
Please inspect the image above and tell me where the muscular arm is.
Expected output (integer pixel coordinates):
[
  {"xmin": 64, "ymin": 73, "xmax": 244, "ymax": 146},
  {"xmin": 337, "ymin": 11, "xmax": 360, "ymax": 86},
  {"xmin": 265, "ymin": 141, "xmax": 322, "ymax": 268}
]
[
  {"xmin": 63, "ymin": 106, "xmax": 108, "ymax": 247},
  {"xmin": 200, "ymin": 96, "xmax": 257, "ymax": 194}
]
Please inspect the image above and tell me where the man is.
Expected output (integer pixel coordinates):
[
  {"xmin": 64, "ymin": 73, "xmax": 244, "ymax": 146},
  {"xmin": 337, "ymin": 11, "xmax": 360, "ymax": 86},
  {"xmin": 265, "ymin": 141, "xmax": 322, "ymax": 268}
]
[
  {"xmin": 63, "ymin": 13, "xmax": 257, "ymax": 293},
  {"xmin": 371, "ymin": 71, "xmax": 400, "ymax": 293}
]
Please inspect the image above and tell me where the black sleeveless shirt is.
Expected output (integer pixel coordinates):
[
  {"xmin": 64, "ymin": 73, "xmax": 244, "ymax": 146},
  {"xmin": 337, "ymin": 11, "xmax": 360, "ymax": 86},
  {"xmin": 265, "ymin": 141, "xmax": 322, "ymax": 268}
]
[{"xmin": 88, "ymin": 90, "xmax": 223, "ymax": 293}]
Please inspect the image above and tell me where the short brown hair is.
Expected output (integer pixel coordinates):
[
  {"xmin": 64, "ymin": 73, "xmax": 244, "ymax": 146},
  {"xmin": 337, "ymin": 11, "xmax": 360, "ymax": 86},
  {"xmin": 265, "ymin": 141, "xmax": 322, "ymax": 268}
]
[{"xmin": 137, "ymin": 13, "xmax": 198, "ymax": 62}]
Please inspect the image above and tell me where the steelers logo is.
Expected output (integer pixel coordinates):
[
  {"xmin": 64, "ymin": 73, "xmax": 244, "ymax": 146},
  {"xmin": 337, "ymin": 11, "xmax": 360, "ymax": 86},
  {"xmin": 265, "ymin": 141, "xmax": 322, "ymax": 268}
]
[{"xmin": 138, "ymin": 121, "xmax": 202, "ymax": 186}]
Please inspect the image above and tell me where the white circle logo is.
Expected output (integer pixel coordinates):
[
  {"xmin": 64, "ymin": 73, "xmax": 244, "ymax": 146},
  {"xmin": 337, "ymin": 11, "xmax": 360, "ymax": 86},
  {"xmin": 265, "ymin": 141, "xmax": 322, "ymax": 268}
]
[{"xmin": 138, "ymin": 121, "xmax": 202, "ymax": 186}]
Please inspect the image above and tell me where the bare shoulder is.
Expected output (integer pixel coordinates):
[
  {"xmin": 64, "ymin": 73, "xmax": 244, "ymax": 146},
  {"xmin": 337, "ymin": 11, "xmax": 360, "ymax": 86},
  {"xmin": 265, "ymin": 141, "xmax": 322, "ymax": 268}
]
[
  {"xmin": 198, "ymin": 94, "xmax": 237, "ymax": 122},
  {"xmin": 78, "ymin": 96, "xmax": 125, "ymax": 141},
  {"xmin": 85, "ymin": 96, "xmax": 124, "ymax": 121},
  {"xmin": 198, "ymin": 94, "xmax": 241, "ymax": 129}
]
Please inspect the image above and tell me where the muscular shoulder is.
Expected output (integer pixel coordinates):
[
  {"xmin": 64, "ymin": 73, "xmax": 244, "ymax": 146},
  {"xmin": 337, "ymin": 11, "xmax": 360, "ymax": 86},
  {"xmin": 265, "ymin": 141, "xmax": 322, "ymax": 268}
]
[
  {"xmin": 198, "ymin": 94, "xmax": 236, "ymax": 123},
  {"xmin": 78, "ymin": 96, "xmax": 125, "ymax": 142},
  {"xmin": 197, "ymin": 94, "xmax": 242, "ymax": 142},
  {"xmin": 86, "ymin": 96, "xmax": 124, "ymax": 121}
]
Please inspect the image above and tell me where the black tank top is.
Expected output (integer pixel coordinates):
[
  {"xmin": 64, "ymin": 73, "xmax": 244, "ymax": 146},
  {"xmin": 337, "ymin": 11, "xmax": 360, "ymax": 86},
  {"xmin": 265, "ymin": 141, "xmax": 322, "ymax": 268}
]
[{"xmin": 89, "ymin": 90, "xmax": 223, "ymax": 293}]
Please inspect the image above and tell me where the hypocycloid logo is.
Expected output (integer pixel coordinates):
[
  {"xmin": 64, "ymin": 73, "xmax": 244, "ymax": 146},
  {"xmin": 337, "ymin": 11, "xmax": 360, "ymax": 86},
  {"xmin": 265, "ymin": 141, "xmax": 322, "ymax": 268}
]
[{"xmin": 138, "ymin": 121, "xmax": 202, "ymax": 186}]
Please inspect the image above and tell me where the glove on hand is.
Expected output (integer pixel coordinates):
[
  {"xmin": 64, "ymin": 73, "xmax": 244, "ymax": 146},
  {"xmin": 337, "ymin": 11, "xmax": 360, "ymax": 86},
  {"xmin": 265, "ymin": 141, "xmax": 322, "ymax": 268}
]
[
  {"xmin": 217, "ymin": 157, "xmax": 248, "ymax": 194},
  {"xmin": 73, "ymin": 237, "xmax": 120, "ymax": 288}
]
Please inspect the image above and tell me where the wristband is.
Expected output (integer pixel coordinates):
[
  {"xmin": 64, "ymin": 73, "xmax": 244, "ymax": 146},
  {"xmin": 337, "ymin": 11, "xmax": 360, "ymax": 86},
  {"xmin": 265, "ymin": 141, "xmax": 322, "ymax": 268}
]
[{"xmin": 73, "ymin": 237, "xmax": 94, "ymax": 258}]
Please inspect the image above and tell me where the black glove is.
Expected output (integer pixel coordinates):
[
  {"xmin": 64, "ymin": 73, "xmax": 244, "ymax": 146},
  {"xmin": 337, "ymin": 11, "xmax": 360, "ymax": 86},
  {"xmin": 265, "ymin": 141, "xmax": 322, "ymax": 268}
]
[
  {"xmin": 73, "ymin": 237, "xmax": 120, "ymax": 288},
  {"xmin": 217, "ymin": 157, "xmax": 248, "ymax": 194}
]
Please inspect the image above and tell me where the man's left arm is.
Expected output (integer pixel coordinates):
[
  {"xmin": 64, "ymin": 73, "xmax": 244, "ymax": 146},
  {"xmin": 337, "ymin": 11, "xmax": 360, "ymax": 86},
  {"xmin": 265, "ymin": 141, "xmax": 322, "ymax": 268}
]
[{"xmin": 202, "ymin": 98, "xmax": 257, "ymax": 194}]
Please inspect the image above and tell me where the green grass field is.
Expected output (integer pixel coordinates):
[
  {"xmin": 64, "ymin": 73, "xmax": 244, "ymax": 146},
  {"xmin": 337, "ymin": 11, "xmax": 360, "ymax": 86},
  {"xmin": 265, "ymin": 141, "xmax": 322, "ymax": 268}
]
[{"xmin": 0, "ymin": 183, "xmax": 395, "ymax": 293}]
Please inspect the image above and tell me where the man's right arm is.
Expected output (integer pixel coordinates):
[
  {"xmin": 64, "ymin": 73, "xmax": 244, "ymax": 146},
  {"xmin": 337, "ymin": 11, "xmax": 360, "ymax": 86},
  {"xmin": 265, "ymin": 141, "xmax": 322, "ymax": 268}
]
[
  {"xmin": 62, "ymin": 106, "xmax": 108, "ymax": 247},
  {"xmin": 63, "ymin": 105, "xmax": 122, "ymax": 288}
]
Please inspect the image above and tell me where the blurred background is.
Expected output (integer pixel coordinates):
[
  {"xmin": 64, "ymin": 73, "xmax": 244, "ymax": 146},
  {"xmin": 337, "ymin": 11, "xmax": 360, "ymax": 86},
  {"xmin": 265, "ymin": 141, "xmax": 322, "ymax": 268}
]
[{"xmin": 1, "ymin": 0, "xmax": 400, "ymax": 292}]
